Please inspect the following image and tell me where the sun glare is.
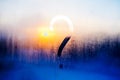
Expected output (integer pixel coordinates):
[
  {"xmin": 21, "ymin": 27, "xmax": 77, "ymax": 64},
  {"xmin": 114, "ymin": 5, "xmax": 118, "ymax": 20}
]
[{"xmin": 36, "ymin": 27, "xmax": 56, "ymax": 46}]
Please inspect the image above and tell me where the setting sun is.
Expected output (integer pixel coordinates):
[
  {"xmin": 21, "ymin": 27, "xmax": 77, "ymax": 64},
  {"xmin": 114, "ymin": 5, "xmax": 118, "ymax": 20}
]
[
  {"xmin": 36, "ymin": 27, "xmax": 56, "ymax": 47},
  {"xmin": 38, "ymin": 27, "xmax": 55, "ymax": 37}
]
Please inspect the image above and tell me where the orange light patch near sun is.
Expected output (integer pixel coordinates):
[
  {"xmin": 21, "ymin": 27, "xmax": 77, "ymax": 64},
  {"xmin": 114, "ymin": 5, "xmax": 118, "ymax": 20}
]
[
  {"xmin": 38, "ymin": 27, "xmax": 55, "ymax": 37},
  {"xmin": 36, "ymin": 27, "xmax": 56, "ymax": 47}
]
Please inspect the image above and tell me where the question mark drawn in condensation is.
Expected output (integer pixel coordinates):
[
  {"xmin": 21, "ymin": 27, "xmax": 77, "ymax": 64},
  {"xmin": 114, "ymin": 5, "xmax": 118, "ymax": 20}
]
[{"xmin": 49, "ymin": 15, "xmax": 74, "ymax": 69}]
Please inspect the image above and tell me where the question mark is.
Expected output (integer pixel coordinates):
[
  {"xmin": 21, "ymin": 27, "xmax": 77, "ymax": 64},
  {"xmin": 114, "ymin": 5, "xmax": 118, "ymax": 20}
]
[{"xmin": 49, "ymin": 15, "xmax": 73, "ymax": 69}]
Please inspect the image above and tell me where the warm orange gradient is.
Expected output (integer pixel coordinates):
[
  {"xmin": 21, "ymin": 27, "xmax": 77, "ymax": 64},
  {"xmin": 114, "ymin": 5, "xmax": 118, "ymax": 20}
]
[
  {"xmin": 20, "ymin": 21, "xmax": 74, "ymax": 51},
  {"xmin": 37, "ymin": 27, "xmax": 55, "ymax": 46},
  {"xmin": 36, "ymin": 27, "xmax": 57, "ymax": 49},
  {"xmin": 35, "ymin": 26, "xmax": 72, "ymax": 49}
]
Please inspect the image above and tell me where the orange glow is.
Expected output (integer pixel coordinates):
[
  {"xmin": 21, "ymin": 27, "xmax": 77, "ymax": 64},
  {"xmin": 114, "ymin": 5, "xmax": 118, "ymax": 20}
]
[
  {"xmin": 36, "ymin": 26, "xmax": 71, "ymax": 49},
  {"xmin": 38, "ymin": 27, "xmax": 55, "ymax": 38},
  {"xmin": 36, "ymin": 27, "xmax": 56, "ymax": 47}
]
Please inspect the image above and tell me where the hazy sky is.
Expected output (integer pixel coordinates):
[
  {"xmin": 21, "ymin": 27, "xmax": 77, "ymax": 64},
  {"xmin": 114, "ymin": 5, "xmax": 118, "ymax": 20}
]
[{"xmin": 0, "ymin": 0, "xmax": 120, "ymax": 35}]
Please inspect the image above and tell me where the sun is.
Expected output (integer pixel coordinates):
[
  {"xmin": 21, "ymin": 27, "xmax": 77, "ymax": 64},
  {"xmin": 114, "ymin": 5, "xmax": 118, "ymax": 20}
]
[
  {"xmin": 37, "ymin": 27, "xmax": 56, "ymax": 45},
  {"xmin": 43, "ymin": 32, "xmax": 48, "ymax": 37}
]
